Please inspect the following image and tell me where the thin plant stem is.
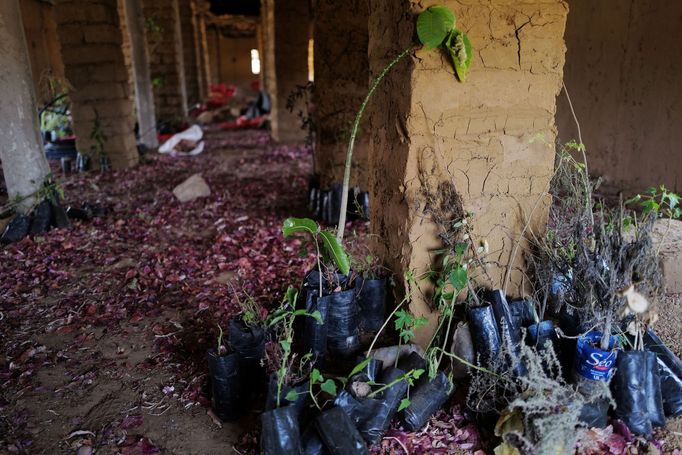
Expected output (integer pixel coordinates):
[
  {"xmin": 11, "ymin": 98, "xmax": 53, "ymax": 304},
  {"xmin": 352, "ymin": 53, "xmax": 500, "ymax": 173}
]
[
  {"xmin": 562, "ymin": 82, "xmax": 594, "ymax": 230},
  {"xmin": 336, "ymin": 47, "xmax": 414, "ymax": 241},
  {"xmin": 367, "ymin": 297, "xmax": 406, "ymax": 358},
  {"xmin": 432, "ymin": 347, "xmax": 500, "ymax": 378}
]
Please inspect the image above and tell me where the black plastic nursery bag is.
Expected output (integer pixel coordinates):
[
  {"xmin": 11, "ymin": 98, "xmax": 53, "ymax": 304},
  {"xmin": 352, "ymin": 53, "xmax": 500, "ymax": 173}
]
[
  {"xmin": 261, "ymin": 405, "xmax": 302, "ymax": 455},
  {"xmin": 613, "ymin": 350, "xmax": 652, "ymax": 437},
  {"xmin": 206, "ymin": 349, "xmax": 241, "ymax": 421},
  {"xmin": 401, "ymin": 371, "xmax": 454, "ymax": 431},
  {"xmin": 315, "ymin": 406, "xmax": 369, "ymax": 455}
]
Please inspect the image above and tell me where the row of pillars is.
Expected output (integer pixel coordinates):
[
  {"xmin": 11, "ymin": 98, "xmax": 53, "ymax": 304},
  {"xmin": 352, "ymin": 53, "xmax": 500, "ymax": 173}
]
[{"xmin": 2, "ymin": 0, "xmax": 571, "ymax": 347}]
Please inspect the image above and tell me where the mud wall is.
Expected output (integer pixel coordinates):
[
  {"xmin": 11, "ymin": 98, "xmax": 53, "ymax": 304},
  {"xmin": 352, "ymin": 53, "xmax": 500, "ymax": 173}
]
[
  {"xmin": 313, "ymin": 0, "xmax": 369, "ymax": 189},
  {"xmin": 557, "ymin": 0, "xmax": 682, "ymax": 195},
  {"xmin": 368, "ymin": 0, "xmax": 569, "ymax": 346},
  {"xmin": 20, "ymin": 0, "xmax": 65, "ymax": 104}
]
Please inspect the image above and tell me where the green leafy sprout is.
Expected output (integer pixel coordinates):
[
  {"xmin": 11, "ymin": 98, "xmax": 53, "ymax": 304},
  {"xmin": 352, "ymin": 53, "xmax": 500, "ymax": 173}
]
[
  {"xmin": 282, "ymin": 217, "xmax": 350, "ymax": 297},
  {"xmin": 267, "ymin": 287, "xmax": 322, "ymax": 407}
]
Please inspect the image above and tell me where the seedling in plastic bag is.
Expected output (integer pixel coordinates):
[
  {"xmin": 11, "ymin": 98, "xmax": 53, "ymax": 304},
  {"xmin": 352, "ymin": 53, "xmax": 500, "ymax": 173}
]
[{"xmin": 282, "ymin": 217, "xmax": 350, "ymax": 297}]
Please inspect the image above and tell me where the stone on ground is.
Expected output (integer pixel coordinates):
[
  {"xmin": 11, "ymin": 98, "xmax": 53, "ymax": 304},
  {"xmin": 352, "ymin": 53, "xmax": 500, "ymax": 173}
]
[{"xmin": 173, "ymin": 174, "xmax": 211, "ymax": 203}]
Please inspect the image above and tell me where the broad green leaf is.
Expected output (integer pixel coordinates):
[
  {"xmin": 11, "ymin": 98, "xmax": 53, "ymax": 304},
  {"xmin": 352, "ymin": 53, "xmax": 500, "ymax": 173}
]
[
  {"xmin": 414, "ymin": 317, "xmax": 429, "ymax": 330},
  {"xmin": 282, "ymin": 217, "xmax": 319, "ymax": 238},
  {"xmin": 413, "ymin": 368, "xmax": 425, "ymax": 379},
  {"xmin": 417, "ymin": 6, "xmax": 456, "ymax": 49},
  {"xmin": 285, "ymin": 390, "xmax": 299, "ymax": 402},
  {"xmin": 281, "ymin": 340, "xmax": 291, "ymax": 352},
  {"xmin": 286, "ymin": 286, "xmax": 298, "ymax": 307},
  {"xmin": 667, "ymin": 192, "xmax": 680, "ymax": 209},
  {"xmin": 318, "ymin": 230, "xmax": 350, "ymax": 275},
  {"xmin": 311, "ymin": 368, "xmax": 323, "ymax": 384},
  {"xmin": 310, "ymin": 310, "xmax": 323, "ymax": 324},
  {"xmin": 446, "ymin": 30, "xmax": 473, "ymax": 82},
  {"xmin": 397, "ymin": 398, "xmax": 411, "ymax": 412},
  {"xmin": 449, "ymin": 266, "xmax": 468, "ymax": 292},
  {"xmin": 320, "ymin": 379, "xmax": 337, "ymax": 396},
  {"xmin": 349, "ymin": 358, "xmax": 372, "ymax": 378}
]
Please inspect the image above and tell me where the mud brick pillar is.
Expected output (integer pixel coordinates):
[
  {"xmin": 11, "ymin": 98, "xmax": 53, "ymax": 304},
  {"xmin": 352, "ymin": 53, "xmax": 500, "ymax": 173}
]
[
  {"xmin": 121, "ymin": 0, "xmax": 159, "ymax": 149},
  {"xmin": 262, "ymin": 0, "xmax": 310, "ymax": 143},
  {"xmin": 178, "ymin": 0, "xmax": 200, "ymax": 107},
  {"xmin": 55, "ymin": 0, "xmax": 139, "ymax": 169},
  {"xmin": 313, "ymin": 0, "xmax": 370, "ymax": 189},
  {"xmin": 192, "ymin": 0, "xmax": 211, "ymax": 99},
  {"xmin": 143, "ymin": 0, "xmax": 187, "ymax": 125},
  {"xmin": 0, "ymin": 0, "xmax": 51, "ymax": 213},
  {"xmin": 368, "ymin": 0, "xmax": 569, "ymax": 346}
]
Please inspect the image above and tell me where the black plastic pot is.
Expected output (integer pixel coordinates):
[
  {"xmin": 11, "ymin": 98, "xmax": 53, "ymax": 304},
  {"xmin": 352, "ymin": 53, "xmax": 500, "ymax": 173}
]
[
  {"xmin": 49, "ymin": 199, "xmax": 70, "ymax": 229},
  {"xmin": 324, "ymin": 289, "xmax": 360, "ymax": 359},
  {"xmin": 228, "ymin": 318, "xmax": 265, "ymax": 398},
  {"xmin": 468, "ymin": 304, "xmax": 502, "ymax": 368},
  {"xmin": 66, "ymin": 206, "xmax": 91, "ymax": 221},
  {"xmin": 265, "ymin": 373, "xmax": 309, "ymax": 415},
  {"xmin": 645, "ymin": 350, "xmax": 666, "ymax": 428},
  {"xmin": 76, "ymin": 153, "xmax": 90, "ymax": 172},
  {"xmin": 44, "ymin": 138, "xmax": 77, "ymax": 161},
  {"xmin": 612, "ymin": 350, "xmax": 653, "ymax": 437},
  {"xmin": 1, "ymin": 215, "xmax": 30, "ymax": 244},
  {"xmin": 303, "ymin": 293, "xmax": 330, "ymax": 365},
  {"xmin": 100, "ymin": 156, "xmax": 111, "ymax": 173},
  {"xmin": 401, "ymin": 371, "xmax": 454, "ymax": 431},
  {"xmin": 302, "ymin": 424, "xmax": 327, "ymax": 455},
  {"xmin": 229, "ymin": 318, "xmax": 265, "ymax": 360},
  {"xmin": 487, "ymin": 290, "xmax": 526, "ymax": 376},
  {"xmin": 450, "ymin": 322, "xmax": 475, "ymax": 379},
  {"xmin": 207, "ymin": 349, "xmax": 241, "ymax": 421},
  {"xmin": 644, "ymin": 329, "xmax": 682, "ymax": 417},
  {"xmin": 558, "ymin": 304, "xmax": 589, "ymax": 379},
  {"xmin": 261, "ymin": 406, "xmax": 302, "ymax": 455},
  {"xmin": 508, "ymin": 298, "xmax": 536, "ymax": 329},
  {"xmin": 29, "ymin": 200, "xmax": 52, "ymax": 235},
  {"xmin": 82, "ymin": 202, "xmax": 107, "ymax": 218},
  {"xmin": 360, "ymin": 357, "xmax": 383, "ymax": 382},
  {"xmin": 576, "ymin": 377, "xmax": 610, "ymax": 428},
  {"xmin": 61, "ymin": 157, "xmax": 73, "ymax": 175},
  {"xmin": 334, "ymin": 389, "xmax": 386, "ymax": 445},
  {"xmin": 315, "ymin": 406, "xmax": 369, "ymax": 455},
  {"xmin": 303, "ymin": 269, "xmax": 350, "ymax": 294},
  {"xmin": 396, "ymin": 351, "xmax": 426, "ymax": 372},
  {"xmin": 355, "ymin": 277, "xmax": 386, "ymax": 333},
  {"xmin": 527, "ymin": 320, "xmax": 557, "ymax": 351}
]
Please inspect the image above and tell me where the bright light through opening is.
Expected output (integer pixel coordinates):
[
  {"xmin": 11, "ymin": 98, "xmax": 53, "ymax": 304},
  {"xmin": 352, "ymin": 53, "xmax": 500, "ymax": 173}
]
[{"xmin": 250, "ymin": 49, "xmax": 261, "ymax": 75}]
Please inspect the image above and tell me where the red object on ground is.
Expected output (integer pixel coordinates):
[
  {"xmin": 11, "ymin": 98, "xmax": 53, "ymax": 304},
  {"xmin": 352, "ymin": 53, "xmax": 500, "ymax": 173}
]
[
  {"xmin": 206, "ymin": 83, "xmax": 236, "ymax": 110},
  {"xmin": 217, "ymin": 115, "xmax": 266, "ymax": 131},
  {"xmin": 157, "ymin": 133, "xmax": 174, "ymax": 143}
]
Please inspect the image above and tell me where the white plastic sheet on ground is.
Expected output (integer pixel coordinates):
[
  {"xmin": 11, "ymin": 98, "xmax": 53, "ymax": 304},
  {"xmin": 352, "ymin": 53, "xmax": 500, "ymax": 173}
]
[{"xmin": 158, "ymin": 125, "xmax": 205, "ymax": 156}]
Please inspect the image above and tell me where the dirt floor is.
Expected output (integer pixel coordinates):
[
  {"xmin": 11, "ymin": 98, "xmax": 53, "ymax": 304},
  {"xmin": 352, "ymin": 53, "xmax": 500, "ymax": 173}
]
[
  {"xmin": 0, "ymin": 130, "xmax": 318, "ymax": 454},
  {"xmin": 1, "ymin": 129, "xmax": 682, "ymax": 454}
]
